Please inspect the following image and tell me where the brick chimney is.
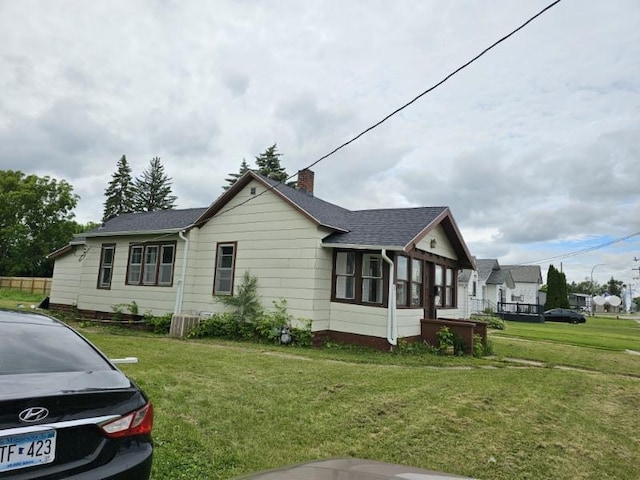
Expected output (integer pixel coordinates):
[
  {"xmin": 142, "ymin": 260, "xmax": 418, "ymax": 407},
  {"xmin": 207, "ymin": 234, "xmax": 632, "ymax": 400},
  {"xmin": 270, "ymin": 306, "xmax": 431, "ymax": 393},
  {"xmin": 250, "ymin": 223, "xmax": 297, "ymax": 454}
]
[{"xmin": 297, "ymin": 169, "xmax": 314, "ymax": 196}]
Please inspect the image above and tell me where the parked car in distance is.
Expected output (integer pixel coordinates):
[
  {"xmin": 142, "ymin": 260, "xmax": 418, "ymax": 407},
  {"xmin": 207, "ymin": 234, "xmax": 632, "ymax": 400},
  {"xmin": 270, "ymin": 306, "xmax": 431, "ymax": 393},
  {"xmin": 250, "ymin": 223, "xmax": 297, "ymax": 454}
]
[
  {"xmin": 543, "ymin": 308, "xmax": 586, "ymax": 324},
  {"xmin": 0, "ymin": 309, "xmax": 153, "ymax": 479},
  {"xmin": 234, "ymin": 458, "xmax": 476, "ymax": 479}
]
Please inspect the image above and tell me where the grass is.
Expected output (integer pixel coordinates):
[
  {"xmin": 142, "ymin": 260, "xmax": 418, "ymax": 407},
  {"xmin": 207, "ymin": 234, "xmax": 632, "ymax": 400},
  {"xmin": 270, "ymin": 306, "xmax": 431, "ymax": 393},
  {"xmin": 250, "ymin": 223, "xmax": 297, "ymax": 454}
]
[
  {"xmin": 492, "ymin": 316, "xmax": 640, "ymax": 351},
  {"xmin": 85, "ymin": 333, "xmax": 640, "ymax": 480},
  {"xmin": 0, "ymin": 288, "xmax": 45, "ymax": 309},
  {"xmin": 2, "ymin": 287, "xmax": 640, "ymax": 479}
]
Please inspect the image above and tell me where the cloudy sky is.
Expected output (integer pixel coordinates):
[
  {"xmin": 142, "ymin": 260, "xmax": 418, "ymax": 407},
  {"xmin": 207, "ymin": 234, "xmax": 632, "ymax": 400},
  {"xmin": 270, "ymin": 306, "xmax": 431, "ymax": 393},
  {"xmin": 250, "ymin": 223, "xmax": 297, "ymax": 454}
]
[{"xmin": 1, "ymin": 0, "xmax": 639, "ymax": 287}]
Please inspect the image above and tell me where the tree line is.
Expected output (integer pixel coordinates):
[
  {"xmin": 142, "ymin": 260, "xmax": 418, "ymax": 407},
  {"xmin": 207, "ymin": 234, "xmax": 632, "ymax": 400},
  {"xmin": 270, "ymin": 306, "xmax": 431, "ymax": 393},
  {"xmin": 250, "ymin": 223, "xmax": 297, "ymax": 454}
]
[{"xmin": 0, "ymin": 144, "xmax": 294, "ymax": 277}]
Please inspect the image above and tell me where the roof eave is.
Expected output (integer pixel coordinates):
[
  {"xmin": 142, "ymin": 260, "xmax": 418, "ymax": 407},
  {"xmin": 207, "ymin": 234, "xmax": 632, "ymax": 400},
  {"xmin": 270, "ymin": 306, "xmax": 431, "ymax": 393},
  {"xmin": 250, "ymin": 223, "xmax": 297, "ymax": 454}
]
[
  {"xmin": 84, "ymin": 228, "xmax": 184, "ymax": 238},
  {"xmin": 322, "ymin": 243, "xmax": 405, "ymax": 251}
]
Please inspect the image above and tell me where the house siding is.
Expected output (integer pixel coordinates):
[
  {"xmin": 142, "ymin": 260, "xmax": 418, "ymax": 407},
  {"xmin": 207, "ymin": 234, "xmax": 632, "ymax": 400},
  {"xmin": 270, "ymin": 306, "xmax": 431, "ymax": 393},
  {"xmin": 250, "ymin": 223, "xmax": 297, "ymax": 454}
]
[
  {"xmin": 181, "ymin": 180, "xmax": 333, "ymax": 330},
  {"xmin": 49, "ymin": 247, "xmax": 83, "ymax": 306},
  {"xmin": 328, "ymin": 302, "xmax": 388, "ymax": 338},
  {"xmin": 416, "ymin": 225, "xmax": 458, "ymax": 260},
  {"xmin": 67, "ymin": 234, "xmax": 184, "ymax": 316}
]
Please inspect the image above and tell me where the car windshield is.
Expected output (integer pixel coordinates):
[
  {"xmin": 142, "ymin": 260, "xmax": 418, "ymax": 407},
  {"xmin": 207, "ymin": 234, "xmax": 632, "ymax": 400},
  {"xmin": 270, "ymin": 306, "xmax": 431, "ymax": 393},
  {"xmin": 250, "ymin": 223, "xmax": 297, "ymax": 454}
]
[{"xmin": 0, "ymin": 317, "xmax": 113, "ymax": 375}]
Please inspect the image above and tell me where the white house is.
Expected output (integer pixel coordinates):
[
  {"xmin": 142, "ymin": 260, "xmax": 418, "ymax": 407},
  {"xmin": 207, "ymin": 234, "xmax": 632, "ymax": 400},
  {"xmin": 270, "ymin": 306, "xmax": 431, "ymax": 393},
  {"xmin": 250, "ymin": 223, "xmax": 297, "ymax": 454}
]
[{"xmin": 49, "ymin": 170, "xmax": 478, "ymax": 349}]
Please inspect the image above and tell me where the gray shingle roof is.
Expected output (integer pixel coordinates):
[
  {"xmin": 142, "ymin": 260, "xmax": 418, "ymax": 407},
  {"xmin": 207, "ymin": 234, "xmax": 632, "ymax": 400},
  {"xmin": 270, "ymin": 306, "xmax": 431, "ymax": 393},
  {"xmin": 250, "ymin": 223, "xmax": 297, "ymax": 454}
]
[
  {"xmin": 476, "ymin": 259, "xmax": 499, "ymax": 282},
  {"xmin": 83, "ymin": 208, "xmax": 207, "ymax": 237},
  {"xmin": 502, "ymin": 265, "xmax": 543, "ymax": 284},
  {"xmin": 322, "ymin": 207, "xmax": 447, "ymax": 249},
  {"xmin": 261, "ymin": 176, "xmax": 352, "ymax": 232}
]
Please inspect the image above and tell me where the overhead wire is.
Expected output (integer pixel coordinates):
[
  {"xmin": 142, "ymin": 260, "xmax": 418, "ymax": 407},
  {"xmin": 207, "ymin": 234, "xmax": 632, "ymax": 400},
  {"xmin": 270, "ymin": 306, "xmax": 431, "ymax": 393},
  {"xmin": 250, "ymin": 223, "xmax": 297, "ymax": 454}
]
[
  {"xmin": 518, "ymin": 232, "xmax": 640, "ymax": 265},
  {"xmin": 213, "ymin": 0, "xmax": 563, "ymax": 219}
]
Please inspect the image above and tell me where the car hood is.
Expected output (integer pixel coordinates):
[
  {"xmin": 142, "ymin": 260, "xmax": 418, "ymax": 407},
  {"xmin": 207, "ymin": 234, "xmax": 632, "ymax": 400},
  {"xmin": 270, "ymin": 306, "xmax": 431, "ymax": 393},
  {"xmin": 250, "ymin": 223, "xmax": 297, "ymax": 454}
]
[
  {"xmin": 0, "ymin": 370, "xmax": 133, "ymax": 401},
  {"xmin": 234, "ymin": 458, "xmax": 476, "ymax": 479}
]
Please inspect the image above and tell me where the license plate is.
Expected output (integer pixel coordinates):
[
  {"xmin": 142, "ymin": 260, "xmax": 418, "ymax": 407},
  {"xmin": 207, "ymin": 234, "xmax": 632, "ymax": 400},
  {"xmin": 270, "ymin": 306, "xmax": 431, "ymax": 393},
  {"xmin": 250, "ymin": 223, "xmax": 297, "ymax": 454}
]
[{"xmin": 0, "ymin": 430, "xmax": 56, "ymax": 473}]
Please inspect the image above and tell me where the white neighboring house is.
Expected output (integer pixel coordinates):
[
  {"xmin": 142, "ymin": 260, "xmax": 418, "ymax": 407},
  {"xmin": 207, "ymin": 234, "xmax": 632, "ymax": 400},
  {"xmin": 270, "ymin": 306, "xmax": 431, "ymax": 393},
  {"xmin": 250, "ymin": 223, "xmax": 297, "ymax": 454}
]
[
  {"xmin": 457, "ymin": 259, "xmax": 515, "ymax": 316},
  {"xmin": 49, "ymin": 169, "xmax": 478, "ymax": 349},
  {"xmin": 502, "ymin": 265, "xmax": 543, "ymax": 306}
]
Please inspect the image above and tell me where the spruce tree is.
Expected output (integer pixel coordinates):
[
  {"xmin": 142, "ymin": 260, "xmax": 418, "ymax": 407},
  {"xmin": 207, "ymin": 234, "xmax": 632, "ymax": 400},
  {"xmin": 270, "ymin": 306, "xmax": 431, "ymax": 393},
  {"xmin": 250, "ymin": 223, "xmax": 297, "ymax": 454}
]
[
  {"xmin": 255, "ymin": 144, "xmax": 295, "ymax": 186},
  {"xmin": 132, "ymin": 156, "xmax": 177, "ymax": 212},
  {"xmin": 223, "ymin": 159, "xmax": 251, "ymax": 191},
  {"xmin": 102, "ymin": 155, "xmax": 134, "ymax": 222}
]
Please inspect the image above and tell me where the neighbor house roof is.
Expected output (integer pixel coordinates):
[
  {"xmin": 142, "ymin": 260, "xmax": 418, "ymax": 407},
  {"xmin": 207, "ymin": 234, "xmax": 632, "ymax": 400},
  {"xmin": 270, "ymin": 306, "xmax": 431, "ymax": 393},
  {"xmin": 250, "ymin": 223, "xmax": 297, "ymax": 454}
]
[
  {"xmin": 475, "ymin": 259, "xmax": 515, "ymax": 289},
  {"xmin": 502, "ymin": 265, "xmax": 543, "ymax": 284}
]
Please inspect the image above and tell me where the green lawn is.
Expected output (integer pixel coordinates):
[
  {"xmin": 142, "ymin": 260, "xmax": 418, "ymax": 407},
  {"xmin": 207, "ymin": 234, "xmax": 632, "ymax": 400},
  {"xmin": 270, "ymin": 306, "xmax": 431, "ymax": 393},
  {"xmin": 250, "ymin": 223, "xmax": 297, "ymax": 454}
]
[
  {"xmin": 2, "ymin": 287, "xmax": 639, "ymax": 479},
  {"xmin": 493, "ymin": 316, "xmax": 640, "ymax": 351},
  {"xmin": 82, "ymin": 329, "xmax": 640, "ymax": 480}
]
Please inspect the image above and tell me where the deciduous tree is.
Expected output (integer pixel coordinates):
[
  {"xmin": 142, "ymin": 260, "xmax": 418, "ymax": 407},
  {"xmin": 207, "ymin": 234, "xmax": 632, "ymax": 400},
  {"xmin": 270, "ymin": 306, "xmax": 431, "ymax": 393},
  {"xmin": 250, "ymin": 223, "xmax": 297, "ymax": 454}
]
[{"xmin": 0, "ymin": 170, "xmax": 78, "ymax": 277}]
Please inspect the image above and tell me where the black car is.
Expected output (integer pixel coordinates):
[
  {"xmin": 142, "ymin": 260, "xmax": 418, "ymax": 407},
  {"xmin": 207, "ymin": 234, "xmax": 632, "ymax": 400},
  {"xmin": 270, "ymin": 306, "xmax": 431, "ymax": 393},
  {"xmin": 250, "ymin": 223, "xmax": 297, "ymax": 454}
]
[
  {"xmin": 543, "ymin": 308, "xmax": 586, "ymax": 324},
  {"xmin": 0, "ymin": 310, "xmax": 153, "ymax": 479}
]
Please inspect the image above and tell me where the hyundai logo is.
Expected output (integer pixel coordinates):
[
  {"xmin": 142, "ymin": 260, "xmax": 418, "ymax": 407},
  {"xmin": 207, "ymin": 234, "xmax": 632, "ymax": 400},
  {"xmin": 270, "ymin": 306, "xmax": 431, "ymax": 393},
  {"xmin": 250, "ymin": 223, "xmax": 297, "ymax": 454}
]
[{"xmin": 18, "ymin": 407, "xmax": 49, "ymax": 423}]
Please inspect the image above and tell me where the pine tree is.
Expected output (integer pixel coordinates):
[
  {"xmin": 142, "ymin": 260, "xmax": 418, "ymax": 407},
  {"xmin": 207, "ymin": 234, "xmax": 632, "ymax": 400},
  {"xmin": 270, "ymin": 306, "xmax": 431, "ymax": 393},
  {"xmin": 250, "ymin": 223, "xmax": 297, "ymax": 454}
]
[
  {"xmin": 103, "ymin": 155, "xmax": 134, "ymax": 222},
  {"xmin": 255, "ymin": 144, "xmax": 294, "ymax": 185},
  {"xmin": 132, "ymin": 156, "xmax": 177, "ymax": 212},
  {"xmin": 223, "ymin": 159, "xmax": 251, "ymax": 191}
]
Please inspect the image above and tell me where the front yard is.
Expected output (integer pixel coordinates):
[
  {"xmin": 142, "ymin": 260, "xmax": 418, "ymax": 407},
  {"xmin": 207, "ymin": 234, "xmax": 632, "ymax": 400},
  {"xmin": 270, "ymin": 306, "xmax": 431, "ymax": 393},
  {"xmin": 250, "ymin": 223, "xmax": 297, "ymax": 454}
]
[{"xmin": 85, "ymin": 317, "xmax": 640, "ymax": 480}]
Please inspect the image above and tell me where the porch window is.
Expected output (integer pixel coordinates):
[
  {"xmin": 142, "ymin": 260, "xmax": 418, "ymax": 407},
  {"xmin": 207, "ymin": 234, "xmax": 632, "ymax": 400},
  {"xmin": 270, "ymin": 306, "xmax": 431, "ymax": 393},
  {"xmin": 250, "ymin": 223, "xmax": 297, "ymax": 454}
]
[
  {"xmin": 395, "ymin": 256, "xmax": 408, "ymax": 306},
  {"xmin": 434, "ymin": 265, "xmax": 456, "ymax": 308},
  {"xmin": 411, "ymin": 258, "xmax": 422, "ymax": 306},
  {"xmin": 97, "ymin": 244, "xmax": 115, "ymax": 289},
  {"xmin": 445, "ymin": 267, "xmax": 454, "ymax": 306},
  {"xmin": 362, "ymin": 254, "xmax": 383, "ymax": 304},
  {"xmin": 126, "ymin": 243, "xmax": 175, "ymax": 286},
  {"xmin": 335, "ymin": 252, "xmax": 355, "ymax": 300},
  {"xmin": 214, "ymin": 243, "xmax": 236, "ymax": 295}
]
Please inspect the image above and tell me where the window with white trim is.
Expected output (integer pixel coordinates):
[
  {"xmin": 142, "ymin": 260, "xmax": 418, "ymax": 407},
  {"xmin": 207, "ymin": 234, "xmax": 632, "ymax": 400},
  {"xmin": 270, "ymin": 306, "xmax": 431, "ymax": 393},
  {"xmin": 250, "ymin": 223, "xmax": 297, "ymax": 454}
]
[
  {"xmin": 214, "ymin": 243, "xmax": 236, "ymax": 295},
  {"xmin": 98, "ymin": 244, "xmax": 115, "ymax": 289}
]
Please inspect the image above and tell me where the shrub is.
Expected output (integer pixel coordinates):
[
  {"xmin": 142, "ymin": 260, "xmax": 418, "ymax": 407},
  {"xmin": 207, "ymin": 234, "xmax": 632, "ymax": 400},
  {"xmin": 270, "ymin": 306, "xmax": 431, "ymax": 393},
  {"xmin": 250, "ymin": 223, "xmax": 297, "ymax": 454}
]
[
  {"xmin": 470, "ymin": 314, "xmax": 505, "ymax": 330},
  {"xmin": 145, "ymin": 312, "xmax": 173, "ymax": 334},
  {"xmin": 436, "ymin": 326, "xmax": 454, "ymax": 354}
]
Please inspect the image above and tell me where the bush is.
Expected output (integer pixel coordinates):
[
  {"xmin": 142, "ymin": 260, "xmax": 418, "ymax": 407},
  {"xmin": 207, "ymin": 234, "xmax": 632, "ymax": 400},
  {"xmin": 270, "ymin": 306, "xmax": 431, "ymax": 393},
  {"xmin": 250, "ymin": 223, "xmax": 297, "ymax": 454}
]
[
  {"xmin": 145, "ymin": 312, "xmax": 173, "ymax": 334},
  {"xmin": 471, "ymin": 314, "xmax": 505, "ymax": 330}
]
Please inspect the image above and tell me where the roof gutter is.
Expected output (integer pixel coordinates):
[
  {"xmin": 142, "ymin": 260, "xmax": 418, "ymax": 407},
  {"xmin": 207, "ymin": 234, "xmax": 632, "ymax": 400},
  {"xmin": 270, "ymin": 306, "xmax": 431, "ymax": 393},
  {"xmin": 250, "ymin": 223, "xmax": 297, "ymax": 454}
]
[
  {"xmin": 174, "ymin": 230, "xmax": 189, "ymax": 315},
  {"xmin": 381, "ymin": 249, "xmax": 397, "ymax": 347}
]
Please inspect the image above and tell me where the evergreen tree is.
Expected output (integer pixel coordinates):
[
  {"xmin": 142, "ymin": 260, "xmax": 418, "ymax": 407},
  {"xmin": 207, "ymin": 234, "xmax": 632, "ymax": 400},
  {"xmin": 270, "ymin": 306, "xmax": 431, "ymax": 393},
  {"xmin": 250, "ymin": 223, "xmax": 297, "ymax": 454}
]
[
  {"xmin": 544, "ymin": 264, "xmax": 569, "ymax": 310},
  {"xmin": 132, "ymin": 156, "xmax": 177, "ymax": 212},
  {"xmin": 254, "ymin": 144, "xmax": 295, "ymax": 186},
  {"xmin": 223, "ymin": 159, "xmax": 251, "ymax": 191},
  {"xmin": 102, "ymin": 155, "xmax": 134, "ymax": 222}
]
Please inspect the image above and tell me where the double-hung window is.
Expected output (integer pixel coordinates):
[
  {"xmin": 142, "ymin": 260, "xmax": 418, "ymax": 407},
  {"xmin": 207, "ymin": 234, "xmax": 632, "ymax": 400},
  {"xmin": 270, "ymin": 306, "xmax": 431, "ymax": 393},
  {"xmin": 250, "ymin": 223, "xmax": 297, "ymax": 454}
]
[
  {"xmin": 98, "ymin": 244, "xmax": 115, "ymax": 289},
  {"xmin": 214, "ymin": 243, "xmax": 236, "ymax": 295},
  {"xmin": 335, "ymin": 252, "xmax": 356, "ymax": 300},
  {"xmin": 395, "ymin": 256, "xmax": 408, "ymax": 307},
  {"xmin": 126, "ymin": 243, "xmax": 175, "ymax": 286},
  {"xmin": 434, "ymin": 265, "xmax": 456, "ymax": 308},
  {"xmin": 362, "ymin": 254, "xmax": 383, "ymax": 304},
  {"xmin": 410, "ymin": 258, "xmax": 423, "ymax": 306}
]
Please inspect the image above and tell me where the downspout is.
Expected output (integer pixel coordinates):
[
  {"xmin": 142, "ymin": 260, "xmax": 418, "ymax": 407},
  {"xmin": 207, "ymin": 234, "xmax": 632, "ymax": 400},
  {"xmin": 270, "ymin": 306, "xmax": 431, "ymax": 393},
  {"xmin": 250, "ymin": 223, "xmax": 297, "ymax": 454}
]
[
  {"xmin": 381, "ymin": 249, "xmax": 397, "ymax": 347},
  {"xmin": 174, "ymin": 230, "xmax": 189, "ymax": 315}
]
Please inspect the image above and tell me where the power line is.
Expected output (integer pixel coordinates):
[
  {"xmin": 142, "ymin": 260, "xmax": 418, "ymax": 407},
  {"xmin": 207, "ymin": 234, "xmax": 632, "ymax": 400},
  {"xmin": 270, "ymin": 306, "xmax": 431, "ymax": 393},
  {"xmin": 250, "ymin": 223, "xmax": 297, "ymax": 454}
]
[
  {"xmin": 519, "ymin": 232, "xmax": 640, "ymax": 265},
  {"xmin": 214, "ymin": 0, "xmax": 563, "ymax": 219}
]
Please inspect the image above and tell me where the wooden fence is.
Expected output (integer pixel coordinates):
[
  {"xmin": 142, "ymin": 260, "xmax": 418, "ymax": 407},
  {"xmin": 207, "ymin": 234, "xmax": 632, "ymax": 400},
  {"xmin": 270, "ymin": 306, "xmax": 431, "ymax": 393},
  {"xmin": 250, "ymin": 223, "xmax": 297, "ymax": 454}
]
[{"xmin": 0, "ymin": 277, "xmax": 52, "ymax": 295}]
